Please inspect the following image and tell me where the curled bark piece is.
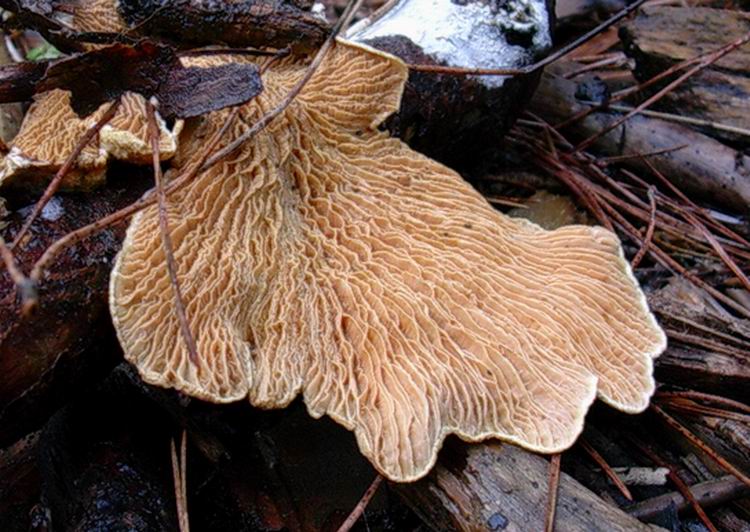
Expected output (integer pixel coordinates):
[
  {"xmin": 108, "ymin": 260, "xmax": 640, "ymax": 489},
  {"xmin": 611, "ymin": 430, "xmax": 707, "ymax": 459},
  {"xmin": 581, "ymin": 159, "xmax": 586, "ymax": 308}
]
[{"xmin": 110, "ymin": 41, "xmax": 666, "ymax": 482}]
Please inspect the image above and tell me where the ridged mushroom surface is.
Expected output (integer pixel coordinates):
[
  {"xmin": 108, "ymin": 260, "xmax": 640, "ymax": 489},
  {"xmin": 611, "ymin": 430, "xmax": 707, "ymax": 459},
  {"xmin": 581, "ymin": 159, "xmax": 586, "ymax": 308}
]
[
  {"xmin": 0, "ymin": 90, "xmax": 180, "ymax": 189},
  {"xmin": 69, "ymin": 0, "xmax": 127, "ymax": 33},
  {"xmin": 110, "ymin": 41, "xmax": 667, "ymax": 482}
]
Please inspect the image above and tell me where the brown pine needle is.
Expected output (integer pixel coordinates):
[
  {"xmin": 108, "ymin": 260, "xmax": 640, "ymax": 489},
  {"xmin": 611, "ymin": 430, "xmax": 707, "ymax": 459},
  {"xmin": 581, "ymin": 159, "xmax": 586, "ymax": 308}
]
[
  {"xmin": 171, "ymin": 430, "xmax": 190, "ymax": 532},
  {"xmin": 407, "ymin": 0, "xmax": 649, "ymax": 76},
  {"xmin": 593, "ymin": 103, "xmax": 750, "ymax": 139},
  {"xmin": 652, "ymin": 405, "xmax": 750, "ymax": 488},
  {"xmin": 658, "ymin": 399, "xmax": 750, "ymax": 425},
  {"xmin": 580, "ymin": 438, "xmax": 633, "ymax": 501},
  {"xmin": 594, "ymin": 190, "xmax": 750, "ymax": 319},
  {"xmin": 655, "ymin": 391, "xmax": 750, "ymax": 416},
  {"xmin": 629, "ymin": 436, "xmax": 718, "ymax": 532},
  {"xmin": 544, "ymin": 454, "xmax": 562, "ymax": 532},
  {"xmin": 336, "ymin": 475, "xmax": 384, "ymax": 532},
  {"xmin": 679, "ymin": 208, "xmax": 750, "ymax": 294},
  {"xmin": 146, "ymin": 101, "xmax": 200, "ymax": 366},
  {"xmin": 595, "ymin": 144, "xmax": 688, "ymax": 165},
  {"xmin": 11, "ymin": 99, "xmax": 121, "ymax": 250},
  {"xmin": 630, "ymin": 187, "xmax": 656, "ymax": 269},
  {"xmin": 637, "ymin": 161, "xmax": 750, "ymax": 251}
]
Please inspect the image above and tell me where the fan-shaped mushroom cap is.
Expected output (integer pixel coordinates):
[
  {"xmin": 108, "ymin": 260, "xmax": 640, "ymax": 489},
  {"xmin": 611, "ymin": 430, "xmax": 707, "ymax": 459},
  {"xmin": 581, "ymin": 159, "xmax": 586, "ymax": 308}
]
[
  {"xmin": 109, "ymin": 41, "xmax": 667, "ymax": 482},
  {"xmin": 0, "ymin": 90, "xmax": 181, "ymax": 189}
]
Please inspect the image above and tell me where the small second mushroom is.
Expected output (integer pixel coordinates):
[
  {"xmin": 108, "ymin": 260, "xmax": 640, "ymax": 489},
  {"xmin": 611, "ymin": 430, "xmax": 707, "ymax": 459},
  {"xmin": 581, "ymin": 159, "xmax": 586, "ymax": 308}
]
[
  {"xmin": 0, "ymin": 90, "xmax": 181, "ymax": 190},
  {"xmin": 110, "ymin": 41, "xmax": 666, "ymax": 482}
]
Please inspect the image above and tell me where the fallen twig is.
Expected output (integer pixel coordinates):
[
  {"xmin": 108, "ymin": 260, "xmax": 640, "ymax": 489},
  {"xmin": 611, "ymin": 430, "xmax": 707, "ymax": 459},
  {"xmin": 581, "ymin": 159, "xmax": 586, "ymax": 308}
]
[
  {"xmin": 336, "ymin": 475, "xmax": 384, "ymax": 532},
  {"xmin": 628, "ymin": 475, "xmax": 749, "ymax": 522}
]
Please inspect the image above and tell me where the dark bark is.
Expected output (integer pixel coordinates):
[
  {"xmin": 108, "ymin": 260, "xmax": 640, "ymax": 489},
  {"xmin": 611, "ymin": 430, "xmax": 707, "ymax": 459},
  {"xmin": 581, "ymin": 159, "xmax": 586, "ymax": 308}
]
[
  {"xmin": 117, "ymin": 0, "xmax": 329, "ymax": 54},
  {"xmin": 0, "ymin": 172, "xmax": 152, "ymax": 446}
]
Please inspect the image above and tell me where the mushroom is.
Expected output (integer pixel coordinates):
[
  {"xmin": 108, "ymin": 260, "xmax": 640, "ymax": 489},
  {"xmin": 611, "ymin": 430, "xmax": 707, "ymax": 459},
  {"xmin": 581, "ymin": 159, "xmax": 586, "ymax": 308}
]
[
  {"xmin": 0, "ymin": 90, "xmax": 181, "ymax": 189},
  {"xmin": 67, "ymin": 0, "xmax": 127, "ymax": 34},
  {"xmin": 109, "ymin": 41, "xmax": 667, "ymax": 482}
]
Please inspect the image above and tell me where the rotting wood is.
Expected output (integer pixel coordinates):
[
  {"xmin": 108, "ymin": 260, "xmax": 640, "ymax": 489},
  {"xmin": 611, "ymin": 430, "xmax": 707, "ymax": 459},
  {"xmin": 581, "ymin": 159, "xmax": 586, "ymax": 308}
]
[
  {"xmin": 0, "ymin": 0, "xmax": 329, "ymax": 54},
  {"xmin": 530, "ymin": 64, "xmax": 750, "ymax": 212},
  {"xmin": 394, "ymin": 441, "xmax": 662, "ymax": 531},
  {"xmin": 647, "ymin": 279, "xmax": 750, "ymax": 400},
  {"xmin": 115, "ymin": 0, "xmax": 329, "ymax": 53},
  {"xmin": 620, "ymin": 7, "xmax": 750, "ymax": 146},
  {"xmin": 0, "ymin": 175, "xmax": 151, "ymax": 446},
  {"xmin": 655, "ymin": 347, "xmax": 750, "ymax": 402}
]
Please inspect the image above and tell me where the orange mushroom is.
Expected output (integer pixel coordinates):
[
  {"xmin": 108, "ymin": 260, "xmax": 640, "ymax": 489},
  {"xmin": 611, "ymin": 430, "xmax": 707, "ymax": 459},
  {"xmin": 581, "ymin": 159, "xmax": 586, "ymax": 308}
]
[{"xmin": 109, "ymin": 41, "xmax": 666, "ymax": 481}]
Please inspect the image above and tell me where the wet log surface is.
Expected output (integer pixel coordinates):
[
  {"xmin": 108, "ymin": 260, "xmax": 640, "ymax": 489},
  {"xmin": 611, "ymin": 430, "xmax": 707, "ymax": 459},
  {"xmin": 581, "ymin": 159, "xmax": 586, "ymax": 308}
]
[
  {"xmin": 395, "ymin": 440, "xmax": 661, "ymax": 531},
  {"xmin": 0, "ymin": 170, "xmax": 151, "ymax": 447},
  {"xmin": 648, "ymin": 279, "xmax": 750, "ymax": 401},
  {"xmin": 620, "ymin": 6, "xmax": 750, "ymax": 146}
]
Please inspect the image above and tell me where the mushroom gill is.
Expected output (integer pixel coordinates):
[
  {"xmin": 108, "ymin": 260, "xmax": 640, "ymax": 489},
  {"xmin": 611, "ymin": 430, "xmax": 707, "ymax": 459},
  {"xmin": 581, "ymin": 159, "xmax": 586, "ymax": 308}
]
[{"xmin": 109, "ymin": 41, "xmax": 667, "ymax": 482}]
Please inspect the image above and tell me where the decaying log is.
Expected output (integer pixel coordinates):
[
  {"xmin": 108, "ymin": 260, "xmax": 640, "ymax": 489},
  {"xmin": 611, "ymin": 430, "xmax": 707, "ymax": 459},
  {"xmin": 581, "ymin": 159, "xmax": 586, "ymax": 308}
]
[
  {"xmin": 628, "ymin": 475, "xmax": 750, "ymax": 522},
  {"xmin": 0, "ymin": 432, "xmax": 41, "ymax": 531},
  {"xmin": 0, "ymin": 0, "xmax": 329, "ymax": 54},
  {"xmin": 655, "ymin": 347, "xmax": 750, "ymax": 402},
  {"xmin": 115, "ymin": 0, "xmax": 330, "ymax": 53},
  {"xmin": 394, "ymin": 440, "xmax": 662, "ymax": 531},
  {"xmin": 530, "ymin": 64, "xmax": 750, "ymax": 212},
  {"xmin": 620, "ymin": 6, "xmax": 750, "ymax": 146},
  {"xmin": 0, "ymin": 175, "xmax": 150, "ymax": 446}
]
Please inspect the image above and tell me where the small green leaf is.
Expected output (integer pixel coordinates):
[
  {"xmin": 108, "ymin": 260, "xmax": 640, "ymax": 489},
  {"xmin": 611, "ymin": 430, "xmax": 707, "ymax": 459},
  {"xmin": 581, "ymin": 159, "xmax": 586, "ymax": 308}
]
[{"xmin": 26, "ymin": 43, "xmax": 62, "ymax": 62}]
